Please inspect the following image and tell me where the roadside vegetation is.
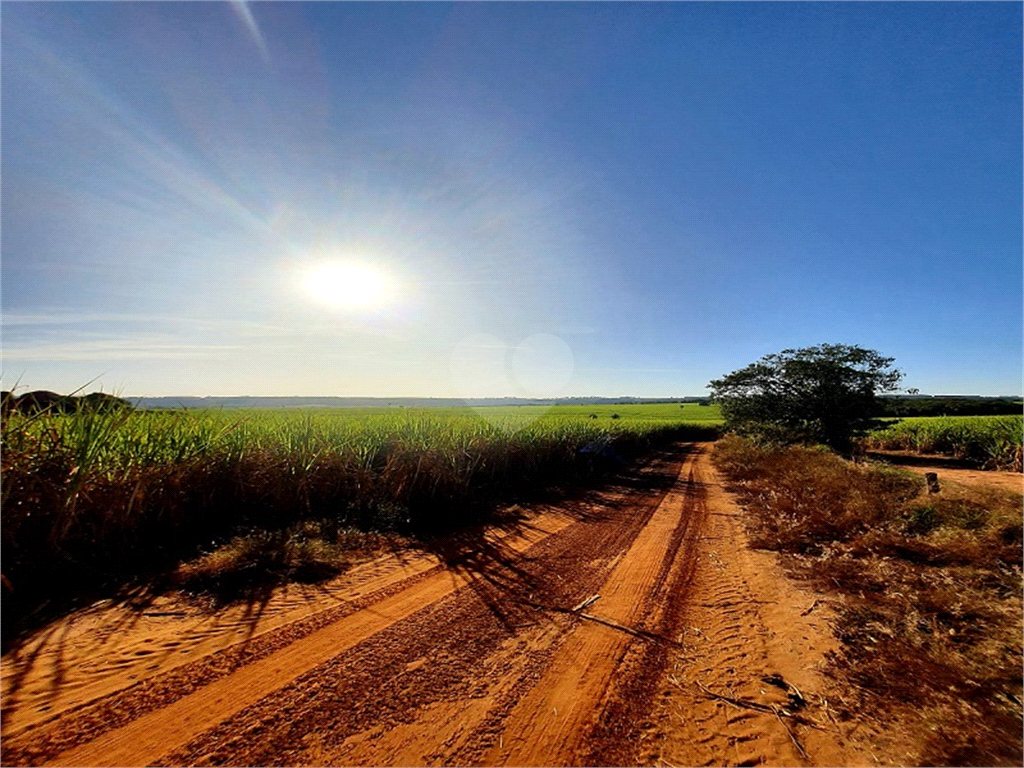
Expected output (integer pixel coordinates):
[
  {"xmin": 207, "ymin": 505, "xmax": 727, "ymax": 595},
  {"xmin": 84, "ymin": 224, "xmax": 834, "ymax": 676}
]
[
  {"xmin": 862, "ymin": 414, "xmax": 1023, "ymax": 471},
  {"xmin": 714, "ymin": 435, "xmax": 1023, "ymax": 766},
  {"xmin": 0, "ymin": 403, "xmax": 717, "ymax": 639}
]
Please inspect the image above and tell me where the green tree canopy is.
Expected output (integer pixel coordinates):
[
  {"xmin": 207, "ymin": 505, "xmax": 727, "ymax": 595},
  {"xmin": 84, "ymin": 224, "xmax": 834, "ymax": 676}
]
[{"xmin": 709, "ymin": 344, "xmax": 903, "ymax": 450}]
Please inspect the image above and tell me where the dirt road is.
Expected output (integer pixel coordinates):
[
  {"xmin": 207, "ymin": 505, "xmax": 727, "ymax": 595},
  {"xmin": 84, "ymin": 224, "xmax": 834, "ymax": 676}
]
[{"xmin": 2, "ymin": 444, "xmax": 867, "ymax": 767}]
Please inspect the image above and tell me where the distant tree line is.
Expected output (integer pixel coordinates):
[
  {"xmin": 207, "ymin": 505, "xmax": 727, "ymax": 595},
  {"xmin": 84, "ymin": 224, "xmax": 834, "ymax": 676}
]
[
  {"xmin": 876, "ymin": 396, "xmax": 1022, "ymax": 418},
  {"xmin": 1, "ymin": 390, "xmax": 133, "ymax": 416}
]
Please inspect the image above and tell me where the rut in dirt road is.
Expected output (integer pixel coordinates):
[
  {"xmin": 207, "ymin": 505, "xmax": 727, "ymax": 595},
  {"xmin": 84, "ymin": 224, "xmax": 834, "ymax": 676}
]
[
  {"xmin": 4, "ymin": 446, "xmax": 708, "ymax": 767},
  {"xmin": 479, "ymin": 455, "xmax": 708, "ymax": 767}
]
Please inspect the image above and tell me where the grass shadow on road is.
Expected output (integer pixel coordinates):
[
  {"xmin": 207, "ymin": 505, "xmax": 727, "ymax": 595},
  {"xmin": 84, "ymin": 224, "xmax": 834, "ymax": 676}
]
[
  {"xmin": 0, "ymin": 445, "xmax": 691, "ymax": 733},
  {"xmin": 408, "ymin": 445, "xmax": 691, "ymax": 633}
]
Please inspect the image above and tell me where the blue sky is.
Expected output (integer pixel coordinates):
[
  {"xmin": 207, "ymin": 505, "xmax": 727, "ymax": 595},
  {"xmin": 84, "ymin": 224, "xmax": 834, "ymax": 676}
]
[{"xmin": 3, "ymin": 2, "xmax": 1021, "ymax": 397}]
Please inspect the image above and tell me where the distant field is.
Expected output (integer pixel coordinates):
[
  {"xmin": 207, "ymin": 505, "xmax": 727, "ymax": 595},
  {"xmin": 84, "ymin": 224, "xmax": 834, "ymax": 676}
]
[
  {"xmin": 479, "ymin": 401, "xmax": 724, "ymax": 423},
  {"xmin": 865, "ymin": 414, "xmax": 1023, "ymax": 471}
]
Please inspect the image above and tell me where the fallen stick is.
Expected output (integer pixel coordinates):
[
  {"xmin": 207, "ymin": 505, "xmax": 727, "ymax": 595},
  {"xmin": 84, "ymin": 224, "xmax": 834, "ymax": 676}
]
[
  {"xmin": 575, "ymin": 611, "xmax": 679, "ymax": 646},
  {"xmin": 775, "ymin": 708, "xmax": 809, "ymax": 761},
  {"xmin": 800, "ymin": 599, "xmax": 822, "ymax": 616},
  {"xmin": 521, "ymin": 599, "xmax": 681, "ymax": 647},
  {"xmin": 572, "ymin": 594, "xmax": 601, "ymax": 612},
  {"xmin": 692, "ymin": 680, "xmax": 826, "ymax": 734},
  {"xmin": 787, "ymin": 680, "xmax": 807, "ymax": 709},
  {"xmin": 693, "ymin": 680, "xmax": 776, "ymax": 714}
]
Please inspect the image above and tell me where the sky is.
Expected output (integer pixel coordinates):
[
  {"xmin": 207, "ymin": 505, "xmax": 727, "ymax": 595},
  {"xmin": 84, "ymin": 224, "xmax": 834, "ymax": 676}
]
[{"xmin": 2, "ymin": 2, "xmax": 1021, "ymax": 398}]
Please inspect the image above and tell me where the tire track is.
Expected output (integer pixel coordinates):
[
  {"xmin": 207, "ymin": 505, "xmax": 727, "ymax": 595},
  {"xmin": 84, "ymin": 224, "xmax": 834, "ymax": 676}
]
[
  {"xmin": 6, "ymin": 447, "xmax": 685, "ymax": 768},
  {"xmin": 160, "ymin": 447, "xmax": 687, "ymax": 767},
  {"xmin": 1, "ymin": 560, "xmax": 445, "ymax": 766},
  {"xmin": 478, "ymin": 444, "xmax": 709, "ymax": 767},
  {"xmin": 2, "ymin": 551, "xmax": 447, "ymax": 738},
  {"xmin": 44, "ymin": 516, "xmax": 571, "ymax": 768},
  {"xmin": 305, "ymin": 447, "xmax": 707, "ymax": 768},
  {"xmin": 635, "ymin": 448, "xmax": 868, "ymax": 768},
  {"xmin": 584, "ymin": 454, "xmax": 710, "ymax": 767}
]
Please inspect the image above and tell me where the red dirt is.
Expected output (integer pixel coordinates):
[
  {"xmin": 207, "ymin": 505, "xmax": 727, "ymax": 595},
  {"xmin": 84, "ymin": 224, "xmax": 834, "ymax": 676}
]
[{"xmin": 2, "ymin": 444, "xmax": 873, "ymax": 767}]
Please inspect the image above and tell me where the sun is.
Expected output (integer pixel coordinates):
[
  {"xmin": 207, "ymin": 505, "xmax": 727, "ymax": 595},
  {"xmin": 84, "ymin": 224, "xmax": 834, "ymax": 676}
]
[{"xmin": 302, "ymin": 261, "xmax": 392, "ymax": 310}]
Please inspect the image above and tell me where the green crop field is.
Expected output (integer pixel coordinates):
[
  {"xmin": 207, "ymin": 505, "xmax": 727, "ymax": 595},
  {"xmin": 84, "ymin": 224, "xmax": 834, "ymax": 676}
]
[
  {"xmin": 532, "ymin": 401, "xmax": 723, "ymax": 422},
  {"xmin": 864, "ymin": 414, "xmax": 1023, "ymax": 471},
  {"xmin": 2, "ymin": 402, "xmax": 722, "ymax": 477},
  {"xmin": 1, "ymin": 402, "xmax": 719, "ymax": 615}
]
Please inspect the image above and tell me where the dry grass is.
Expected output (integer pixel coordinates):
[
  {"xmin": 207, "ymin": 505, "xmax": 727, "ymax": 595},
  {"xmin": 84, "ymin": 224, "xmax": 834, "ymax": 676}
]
[
  {"xmin": 714, "ymin": 435, "xmax": 1023, "ymax": 767},
  {"xmin": 172, "ymin": 521, "xmax": 406, "ymax": 606}
]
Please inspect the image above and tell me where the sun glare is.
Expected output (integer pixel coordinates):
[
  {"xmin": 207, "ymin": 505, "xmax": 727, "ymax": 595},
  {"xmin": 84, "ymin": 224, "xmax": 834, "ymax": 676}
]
[{"xmin": 302, "ymin": 262, "xmax": 392, "ymax": 310}]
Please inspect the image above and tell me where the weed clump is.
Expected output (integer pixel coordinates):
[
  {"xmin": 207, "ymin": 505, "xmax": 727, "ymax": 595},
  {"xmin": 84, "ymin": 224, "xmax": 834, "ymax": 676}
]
[
  {"xmin": 173, "ymin": 522, "xmax": 403, "ymax": 605},
  {"xmin": 714, "ymin": 435, "xmax": 1023, "ymax": 766},
  {"xmin": 714, "ymin": 438, "xmax": 923, "ymax": 553}
]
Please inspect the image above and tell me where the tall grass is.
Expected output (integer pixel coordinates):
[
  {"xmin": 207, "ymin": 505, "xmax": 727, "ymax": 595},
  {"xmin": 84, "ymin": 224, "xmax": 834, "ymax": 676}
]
[
  {"xmin": 1, "ymin": 405, "xmax": 716, "ymax": 628},
  {"xmin": 862, "ymin": 415, "xmax": 1023, "ymax": 471}
]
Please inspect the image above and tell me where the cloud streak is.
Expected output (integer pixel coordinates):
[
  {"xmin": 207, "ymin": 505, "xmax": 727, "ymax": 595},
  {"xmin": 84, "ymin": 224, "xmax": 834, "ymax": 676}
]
[
  {"xmin": 229, "ymin": 1, "xmax": 270, "ymax": 62},
  {"xmin": 2, "ymin": 339, "xmax": 244, "ymax": 362}
]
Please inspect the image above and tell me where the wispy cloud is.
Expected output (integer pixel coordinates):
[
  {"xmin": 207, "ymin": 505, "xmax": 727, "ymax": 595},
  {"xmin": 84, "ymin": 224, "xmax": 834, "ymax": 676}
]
[
  {"xmin": 1, "ymin": 311, "xmax": 288, "ymax": 335},
  {"xmin": 0, "ymin": 311, "xmax": 416, "ymax": 343},
  {"xmin": 1, "ymin": 338, "xmax": 244, "ymax": 362},
  {"xmin": 229, "ymin": 1, "xmax": 270, "ymax": 62}
]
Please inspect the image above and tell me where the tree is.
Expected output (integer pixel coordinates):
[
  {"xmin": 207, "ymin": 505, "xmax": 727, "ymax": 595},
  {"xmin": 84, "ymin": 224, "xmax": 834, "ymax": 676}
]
[{"xmin": 708, "ymin": 344, "xmax": 903, "ymax": 450}]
